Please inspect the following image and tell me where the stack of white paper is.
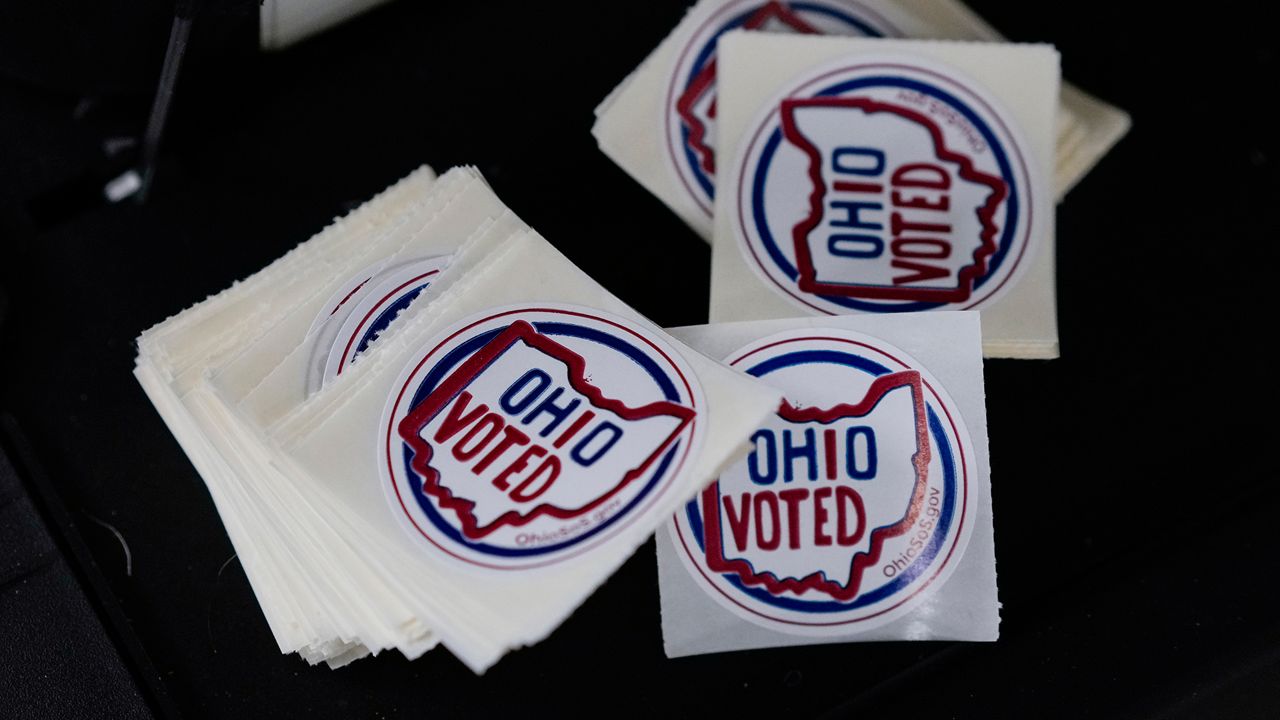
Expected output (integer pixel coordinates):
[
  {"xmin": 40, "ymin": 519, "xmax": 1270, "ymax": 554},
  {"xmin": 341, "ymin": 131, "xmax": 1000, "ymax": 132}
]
[{"xmin": 135, "ymin": 165, "xmax": 784, "ymax": 672}]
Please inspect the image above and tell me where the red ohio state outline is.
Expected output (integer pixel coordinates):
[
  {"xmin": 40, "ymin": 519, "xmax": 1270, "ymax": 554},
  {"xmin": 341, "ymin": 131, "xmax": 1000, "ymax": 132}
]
[
  {"xmin": 397, "ymin": 320, "xmax": 695, "ymax": 540},
  {"xmin": 700, "ymin": 369, "xmax": 931, "ymax": 602},
  {"xmin": 676, "ymin": 1, "xmax": 820, "ymax": 176},
  {"xmin": 781, "ymin": 96, "xmax": 1008, "ymax": 303}
]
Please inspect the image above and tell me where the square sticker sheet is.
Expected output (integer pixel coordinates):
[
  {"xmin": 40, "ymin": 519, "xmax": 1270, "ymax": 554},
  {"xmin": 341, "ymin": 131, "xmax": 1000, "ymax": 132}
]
[
  {"xmin": 657, "ymin": 311, "xmax": 998, "ymax": 657},
  {"xmin": 264, "ymin": 228, "xmax": 783, "ymax": 672},
  {"xmin": 136, "ymin": 167, "xmax": 785, "ymax": 673},
  {"xmin": 592, "ymin": 0, "xmax": 1128, "ymax": 241},
  {"xmin": 708, "ymin": 34, "xmax": 1061, "ymax": 358}
]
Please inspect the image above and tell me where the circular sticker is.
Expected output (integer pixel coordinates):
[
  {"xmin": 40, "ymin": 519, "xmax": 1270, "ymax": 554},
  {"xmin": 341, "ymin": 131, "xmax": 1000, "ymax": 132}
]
[
  {"xmin": 664, "ymin": 0, "xmax": 899, "ymax": 216},
  {"xmin": 734, "ymin": 57, "xmax": 1041, "ymax": 314},
  {"xmin": 380, "ymin": 304, "xmax": 705, "ymax": 571},
  {"xmin": 670, "ymin": 328, "xmax": 975, "ymax": 632},
  {"xmin": 305, "ymin": 255, "xmax": 450, "ymax": 394}
]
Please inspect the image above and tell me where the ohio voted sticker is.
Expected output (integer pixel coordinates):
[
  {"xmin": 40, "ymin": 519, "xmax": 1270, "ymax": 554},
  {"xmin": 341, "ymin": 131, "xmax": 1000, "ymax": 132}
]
[
  {"xmin": 733, "ymin": 56, "xmax": 1041, "ymax": 314},
  {"xmin": 381, "ymin": 304, "xmax": 705, "ymax": 571},
  {"xmin": 665, "ymin": 0, "xmax": 899, "ymax": 216},
  {"xmin": 670, "ymin": 328, "xmax": 975, "ymax": 632},
  {"xmin": 306, "ymin": 255, "xmax": 450, "ymax": 393}
]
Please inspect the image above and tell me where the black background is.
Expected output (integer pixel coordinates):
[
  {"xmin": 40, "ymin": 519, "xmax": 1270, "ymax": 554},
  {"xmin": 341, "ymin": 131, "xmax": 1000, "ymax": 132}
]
[{"xmin": 1, "ymin": 1, "xmax": 1277, "ymax": 718}]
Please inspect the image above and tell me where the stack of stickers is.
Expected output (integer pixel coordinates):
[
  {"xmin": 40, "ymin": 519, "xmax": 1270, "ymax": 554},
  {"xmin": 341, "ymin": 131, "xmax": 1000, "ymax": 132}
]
[
  {"xmin": 585, "ymin": 0, "xmax": 1126, "ymax": 655},
  {"xmin": 136, "ymin": 0, "xmax": 1116, "ymax": 670},
  {"xmin": 594, "ymin": 0, "xmax": 1130, "ymax": 359},
  {"xmin": 135, "ymin": 166, "xmax": 786, "ymax": 671}
]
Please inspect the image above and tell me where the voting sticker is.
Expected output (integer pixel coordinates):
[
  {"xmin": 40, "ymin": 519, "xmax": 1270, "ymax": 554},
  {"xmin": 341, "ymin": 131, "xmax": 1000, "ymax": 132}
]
[
  {"xmin": 379, "ymin": 304, "xmax": 707, "ymax": 571},
  {"xmin": 669, "ymin": 327, "xmax": 976, "ymax": 633},
  {"xmin": 731, "ymin": 55, "xmax": 1043, "ymax": 315}
]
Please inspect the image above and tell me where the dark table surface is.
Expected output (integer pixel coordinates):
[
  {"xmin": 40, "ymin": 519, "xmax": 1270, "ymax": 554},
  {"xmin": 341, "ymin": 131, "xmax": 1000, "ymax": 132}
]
[{"xmin": 1, "ymin": 1, "xmax": 1276, "ymax": 718}]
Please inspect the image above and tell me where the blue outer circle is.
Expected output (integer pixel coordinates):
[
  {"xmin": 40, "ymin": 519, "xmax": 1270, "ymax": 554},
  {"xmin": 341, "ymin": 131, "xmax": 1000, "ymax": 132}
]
[
  {"xmin": 679, "ymin": 2, "xmax": 887, "ymax": 200},
  {"xmin": 684, "ymin": 347, "xmax": 958, "ymax": 614},
  {"xmin": 748, "ymin": 73, "xmax": 1021, "ymax": 313},
  {"xmin": 398, "ymin": 319, "xmax": 684, "ymax": 559},
  {"xmin": 354, "ymin": 281, "xmax": 432, "ymax": 356}
]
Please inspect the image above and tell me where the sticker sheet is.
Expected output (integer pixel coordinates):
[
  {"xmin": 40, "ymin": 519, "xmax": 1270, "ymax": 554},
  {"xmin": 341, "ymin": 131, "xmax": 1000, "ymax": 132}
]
[
  {"xmin": 708, "ymin": 34, "xmax": 1060, "ymax": 358},
  {"xmin": 264, "ymin": 228, "xmax": 783, "ymax": 672},
  {"xmin": 656, "ymin": 311, "xmax": 997, "ymax": 657},
  {"xmin": 592, "ymin": 0, "xmax": 1128, "ymax": 241}
]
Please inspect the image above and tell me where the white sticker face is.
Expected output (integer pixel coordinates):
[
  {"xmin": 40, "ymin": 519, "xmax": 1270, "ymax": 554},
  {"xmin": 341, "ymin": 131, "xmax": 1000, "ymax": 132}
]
[
  {"xmin": 670, "ymin": 328, "xmax": 975, "ymax": 633},
  {"xmin": 306, "ymin": 256, "xmax": 451, "ymax": 394},
  {"xmin": 733, "ymin": 56, "xmax": 1041, "ymax": 314},
  {"xmin": 664, "ymin": 1, "xmax": 901, "ymax": 216},
  {"xmin": 380, "ymin": 304, "xmax": 705, "ymax": 571}
]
